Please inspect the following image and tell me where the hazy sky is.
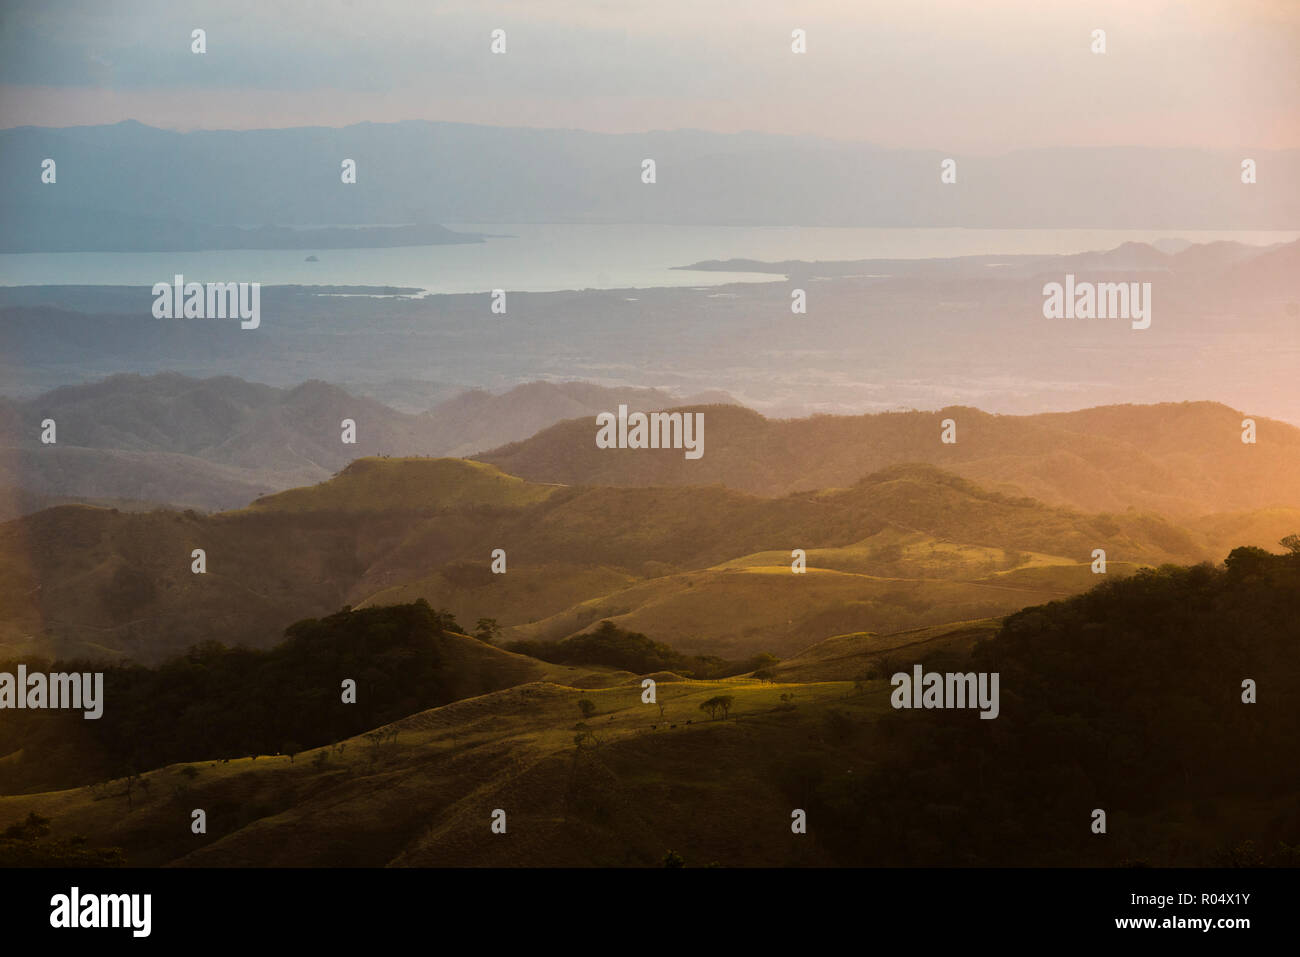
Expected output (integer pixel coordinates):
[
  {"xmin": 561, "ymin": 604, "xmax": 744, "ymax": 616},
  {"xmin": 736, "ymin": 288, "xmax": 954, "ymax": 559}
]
[{"xmin": 1, "ymin": 0, "xmax": 1296, "ymax": 151}]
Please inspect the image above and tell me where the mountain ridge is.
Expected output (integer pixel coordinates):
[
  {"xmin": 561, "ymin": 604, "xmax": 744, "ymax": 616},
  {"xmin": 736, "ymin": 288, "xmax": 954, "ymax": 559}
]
[
  {"xmin": 0, "ymin": 374, "xmax": 736, "ymax": 517},
  {"xmin": 0, "ymin": 456, "xmax": 1282, "ymax": 664},
  {"xmin": 4, "ymin": 121, "xmax": 1298, "ymax": 249},
  {"xmin": 478, "ymin": 400, "xmax": 1300, "ymax": 518}
]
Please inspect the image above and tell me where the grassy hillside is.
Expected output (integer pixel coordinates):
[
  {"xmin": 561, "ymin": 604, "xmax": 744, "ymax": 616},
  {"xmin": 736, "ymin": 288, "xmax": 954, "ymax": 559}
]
[
  {"xmin": 247, "ymin": 457, "xmax": 558, "ymax": 512},
  {"xmin": 0, "ymin": 461, "xmax": 1218, "ymax": 663},
  {"xmin": 3, "ymin": 546, "xmax": 1295, "ymax": 867},
  {"xmin": 478, "ymin": 400, "xmax": 1300, "ymax": 518},
  {"xmin": 767, "ymin": 619, "xmax": 1001, "ymax": 683},
  {"xmin": 500, "ymin": 560, "xmax": 1108, "ymax": 659},
  {"xmin": 0, "ymin": 671, "xmax": 880, "ymax": 866},
  {"xmin": 420, "ymin": 380, "xmax": 736, "ymax": 457},
  {"xmin": 0, "ymin": 601, "xmax": 627, "ymax": 796},
  {"xmin": 0, "ymin": 373, "xmax": 734, "ymax": 517}
]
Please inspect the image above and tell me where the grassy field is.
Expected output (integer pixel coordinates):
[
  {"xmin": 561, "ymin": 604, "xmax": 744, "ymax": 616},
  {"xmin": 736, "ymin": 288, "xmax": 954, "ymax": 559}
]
[
  {"xmin": 246, "ymin": 457, "xmax": 559, "ymax": 513},
  {"xmin": 0, "ymin": 669, "xmax": 896, "ymax": 866},
  {"xmin": 0, "ymin": 458, "xmax": 1219, "ymax": 663},
  {"xmin": 499, "ymin": 541, "xmax": 1131, "ymax": 659},
  {"xmin": 0, "ymin": 613, "xmax": 944, "ymax": 867}
]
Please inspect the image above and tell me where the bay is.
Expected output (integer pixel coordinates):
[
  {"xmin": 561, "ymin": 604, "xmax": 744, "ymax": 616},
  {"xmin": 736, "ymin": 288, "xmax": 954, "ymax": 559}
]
[{"xmin": 0, "ymin": 224, "xmax": 1294, "ymax": 293}]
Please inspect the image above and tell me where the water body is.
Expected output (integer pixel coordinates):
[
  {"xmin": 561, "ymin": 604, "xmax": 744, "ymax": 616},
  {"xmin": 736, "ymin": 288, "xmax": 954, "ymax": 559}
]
[{"xmin": 0, "ymin": 225, "xmax": 1295, "ymax": 293}]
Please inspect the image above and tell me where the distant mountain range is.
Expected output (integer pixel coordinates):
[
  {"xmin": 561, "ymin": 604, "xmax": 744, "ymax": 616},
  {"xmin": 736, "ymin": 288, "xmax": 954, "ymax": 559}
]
[
  {"xmin": 5, "ymin": 372, "xmax": 1300, "ymax": 525},
  {"xmin": 0, "ymin": 374, "xmax": 736, "ymax": 516},
  {"xmin": 2, "ymin": 120, "xmax": 1297, "ymax": 251}
]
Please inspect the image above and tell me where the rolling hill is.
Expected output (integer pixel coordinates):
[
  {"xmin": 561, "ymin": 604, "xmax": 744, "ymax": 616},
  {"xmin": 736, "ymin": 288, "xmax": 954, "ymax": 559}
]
[
  {"xmin": 0, "ymin": 457, "xmax": 1253, "ymax": 664},
  {"xmin": 0, "ymin": 373, "xmax": 735, "ymax": 517},
  {"xmin": 478, "ymin": 400, "xmax": 1300, "ymax": 518},
  {"xmin": 0, "ymin": 600, "xmax": 631, "ymax": 796},
  {"xmin": 2, "ymin": 546, "xmax": 1295, "ymax": 867}
]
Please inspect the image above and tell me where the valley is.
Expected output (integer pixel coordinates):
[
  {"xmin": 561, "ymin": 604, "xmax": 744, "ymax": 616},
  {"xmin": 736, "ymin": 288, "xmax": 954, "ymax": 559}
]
[{"xmin": 0, "ymin": 456, "xmax": 1241, "ymax": 664}]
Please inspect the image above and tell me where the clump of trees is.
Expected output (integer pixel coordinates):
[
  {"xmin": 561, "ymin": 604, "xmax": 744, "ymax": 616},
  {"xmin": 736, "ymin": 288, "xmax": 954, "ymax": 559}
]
[
  {"xmin": 0, "ymin": 600, "xmax": 459, "ymax": 791},
  {"xmin": 0, "ymin": 812, "xmax": 124, "ymax": 867},
  {"xmin": 804, "ymin": 542, "xmax": 1300, "ymax": 866},
  {"xmin": 699, "ymin": 695, "xmax": 735, "ymax": 720},
  {"xmin": 363, "ymin": 727, "xmax": 400, "ymax": 760},
  {"xmin": 507, "ymin": 620, "xmax": 777, "ymax": 679}
]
